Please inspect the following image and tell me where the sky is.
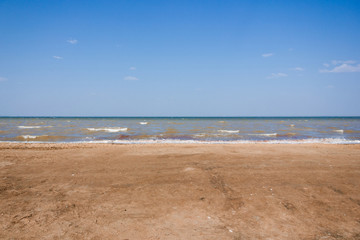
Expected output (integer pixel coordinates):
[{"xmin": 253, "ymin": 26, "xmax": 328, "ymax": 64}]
[{"xmin": 0, "ymin": 0, "xmax": 360, "ymax": 116}]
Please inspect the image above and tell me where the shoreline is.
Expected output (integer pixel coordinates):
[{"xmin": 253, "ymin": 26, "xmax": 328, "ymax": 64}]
[
  {"xmin": 1, "ymin": 138, "xmax": 360, "ymax": 145},
  {"xmin": 1, "ymin": 143, "xmax": 360, "ymax": 239}
]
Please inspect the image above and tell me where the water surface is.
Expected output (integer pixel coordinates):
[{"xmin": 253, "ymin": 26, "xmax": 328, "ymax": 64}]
[{"xmin": 1, "ymin": 117, "xmax": 359, "ymax": 144}]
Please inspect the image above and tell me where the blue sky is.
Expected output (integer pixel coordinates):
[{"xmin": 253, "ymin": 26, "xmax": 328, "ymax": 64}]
[{"xmin": 0, "ymin": 0, "xmax": 359, "ymax": 116}]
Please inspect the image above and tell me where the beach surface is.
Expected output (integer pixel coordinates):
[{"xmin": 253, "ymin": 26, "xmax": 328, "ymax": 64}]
[{"xmin": 0, "ymin": 143, "xmax": 360, "ymax": 239}]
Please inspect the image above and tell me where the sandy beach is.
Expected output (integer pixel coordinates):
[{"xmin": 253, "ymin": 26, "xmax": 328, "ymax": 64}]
[{"xmin": 0, "ymin": 143, "xmax": 359, "ymax": 239}]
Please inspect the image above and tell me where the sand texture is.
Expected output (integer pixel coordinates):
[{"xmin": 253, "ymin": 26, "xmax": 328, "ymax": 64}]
[{"xmin": 0, "ymin": 143, "xmax": 360, "ymax": 239}]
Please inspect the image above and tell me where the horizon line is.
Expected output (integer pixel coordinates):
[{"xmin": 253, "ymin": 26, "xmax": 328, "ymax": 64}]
[{"xmin": 1, "ymin": 116, "xmax": 360, "ymax": 118}]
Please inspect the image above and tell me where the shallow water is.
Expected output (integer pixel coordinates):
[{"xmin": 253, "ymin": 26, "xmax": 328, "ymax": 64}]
[{"xmin": 0, "ymin": 117, "xmax": 360, "ymax": 144}]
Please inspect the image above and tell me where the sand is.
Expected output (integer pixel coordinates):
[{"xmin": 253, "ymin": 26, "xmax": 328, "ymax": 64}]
[{"xmin": 0, "ymin": 143, "xmax": 360, "ymax": 239}]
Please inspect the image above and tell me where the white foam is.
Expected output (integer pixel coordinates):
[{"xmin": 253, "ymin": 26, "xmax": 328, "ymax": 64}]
[
  {"xmin": 194, "ymin": 133, "xmax": 206, "ymax": 137},
  {"xmin": 21, "ymin": 135, "xmax": 38, "ymax": 139},
  {"xmin": 84, "ymin": 138, "xmax": 360, "ymax": 144},
  {"xmin": 86, "ymin": 127, "xmax": 128, "ymax": 133},
  {"xmin": 333, "ymin": 129, "xmax": 344, "ymax": 134},
  {"xmin": 83, "ymin": 136, "xmax": 95, "ymax": 140},
  {"xmin": 139, "ymin": 122, "xmax": 148, "ymax": 125},
  {"xmin": 248, "ymin": 133, "xmax": 277, "ymax": 137},
  {"xmin": 1, "ymin": 138, "xmax": 360, "ymax": 144},
  {"xmin": 18, "ymin": 125, "xmax": 52, "ymax": 129},
  {"xmin": 218, "ymin": 130, "xmax": 239, "ymax": 134}
]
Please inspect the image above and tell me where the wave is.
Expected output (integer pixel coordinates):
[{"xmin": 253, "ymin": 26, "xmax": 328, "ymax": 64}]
[
  {"xmin": 333, "ymin": 129, "xmax": 344, "ymax": 134},
  {"xmin": 218, "ymin": 130, "xmax": 239, "ymax": 133},
  {"xmin": 18, "ymin": 135, "xmax": 70, "ymax": 141},
  {"xmin": 2, "ymin": 138, "xmax": 360, "ymax": 144},
  {"xmin": 248, "ymin": 133, "xmax": 277, "ymax": 137},
  {"xmin": 22, "ymin": 135, "xmax": 39, "ymax": 139},
  {"xmin": 139, "ymin": 122, "xmax": 148, "ymax": 125},
  {"xmin": 18, "ymin": 126, "xmax": 42, "ymax": 129},
  {"xmin": 18, "ymin": 125, "xmax": 52, "ymax": 129},
  {"xmin": 194, "ymin": 133, "xmax": 206, "ymax": 137},
  {"xmin": 86, "ymin": 127, "xmax": 128, "ymax": 133},
  {"xmin": 84, "ymin": 138, "xmax": 360, "ymax": 144}
]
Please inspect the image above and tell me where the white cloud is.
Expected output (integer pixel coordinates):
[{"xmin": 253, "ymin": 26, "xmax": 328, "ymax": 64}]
[
  {"xmin": 262, "ymin": 53, "xmax": 273, "ymax": 58},
  {"xmin": 0, "ymin": 77, "xmax": 7, "ymax": 82},
  {"xmin": 267, "ymin": 73, "xmax": 288, "ymax": 79},
  {"xmin": 67, "ymin": 39, "xmax": 78, "ymax": 44},
  {"xmin": 290, "ymin": 67, "xmax": 304, "ymax": 71},
  {"xmin": 124, "ymin": 76, "xmax": 138, "ymax": 81},
  {"xmin": 129, "ymin": 67, "xmax": 136, "ymax": 70},
  {"xmin": 320, "ymin": 60, "xmax": 360, "ymax": 73},
  {"xmin": 331, "ymin": 60, "xmax": 355, "ymax": 65},
  {"xmin": 53, "ymin": 56, "xmax": 63, "ymax": 60}
]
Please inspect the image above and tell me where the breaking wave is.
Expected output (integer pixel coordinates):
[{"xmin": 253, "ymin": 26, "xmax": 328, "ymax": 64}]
[
  {"xmin": 3, "ymin": 138, "xmax": 359, "ymax": 144},
  {"xmin": 248, "ymin": 133, "xmax": 277, "ymax": 137},
  {"xmin": 218, "ymin": 130, "xmax": 239, "ymax": 133},
  {"xmin": 86, "ymin": 127, "xmax": 128, "ymax": 133},
  {"xmin": 17, "ymin": 135, "xmax": 70, "ymax": 141},
  {"xmin": 21, "ymin": 135, "xmax": 38, "ymax": 139}
]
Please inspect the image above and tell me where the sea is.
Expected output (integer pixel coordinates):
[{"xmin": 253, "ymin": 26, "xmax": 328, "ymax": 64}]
[{"xmin": 0, "ymin": 117, "xmax": 360, "ymax": 144}]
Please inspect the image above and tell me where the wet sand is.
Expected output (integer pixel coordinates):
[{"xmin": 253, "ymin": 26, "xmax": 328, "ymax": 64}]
[{"xmin": 0, "ymin": 143, "xmax": 360, "ymax": 239}]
